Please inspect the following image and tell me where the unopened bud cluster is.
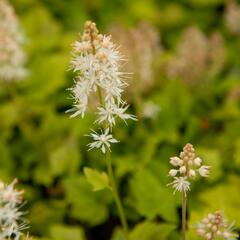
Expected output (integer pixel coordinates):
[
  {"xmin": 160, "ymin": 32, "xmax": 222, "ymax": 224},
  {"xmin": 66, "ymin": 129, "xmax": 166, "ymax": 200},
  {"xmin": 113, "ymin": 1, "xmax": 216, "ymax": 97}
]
[
  {"xmin": 168, "ymin": 143, "xmax": 210, "ymax": 193},
  {"xmin": 69, "ymin": 21, "xmax": 136, "ymax": 153},
  {"xmin": 0, "ymin": 179, "xmax": 29, "ymax": 239},
  {"xmin": 196, "ymin": 211, "xmax": 238, "ymax": 240}
]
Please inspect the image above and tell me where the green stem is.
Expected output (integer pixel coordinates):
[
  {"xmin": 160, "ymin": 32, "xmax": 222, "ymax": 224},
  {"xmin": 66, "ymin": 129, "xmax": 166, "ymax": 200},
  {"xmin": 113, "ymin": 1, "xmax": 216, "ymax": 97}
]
[
  {"xmin": 96, "ymin": 68, "xmax": 129, "ymax": 239},
  {"xmin": 182, "ymin": 191, "xmax": 187, "ymax": 240},
  {"xmin": 97, "ymin": 86, "xmax": 103, "ymax": 106},
  {"xmin": 105, "ymin": 149, "xmax": 129, "ymax": 240}
]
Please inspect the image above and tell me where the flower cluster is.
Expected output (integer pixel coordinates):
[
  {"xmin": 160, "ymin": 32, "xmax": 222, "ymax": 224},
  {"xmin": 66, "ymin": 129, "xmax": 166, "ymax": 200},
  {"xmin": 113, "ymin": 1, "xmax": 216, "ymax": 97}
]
[
  {"xmin": 167, "ymin": 26, "xmax": 226, "ymax": 85},
  {"xmin": 109, "ymin": 21, "xmax": 161, "ymax": 96},
  {"xmin": 69, "ymin": 21, "xmax": 136, "ymax": 153},
  {"xmin": 168, "ymin": 143, "xmax": 210, "ymax": 194},
  {"xmin": 224, "ymin": 0, "xmax": 240, "ymax": 36},
  {"xmin": 0, "ymin": 0, "xmax": 27, "ymax": 81},
  {"xmin": 0, "ymin": 179, "xmax": 28, "ymax": 240},
  {"xmin": 196, "ymin": 211, "xmax": 238, "ymax": 240}
]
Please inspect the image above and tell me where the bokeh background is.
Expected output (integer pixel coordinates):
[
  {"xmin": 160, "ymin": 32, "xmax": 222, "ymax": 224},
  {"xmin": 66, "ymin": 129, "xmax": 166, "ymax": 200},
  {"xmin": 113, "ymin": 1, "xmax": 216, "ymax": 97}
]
[{"xmin": 1, "ymin": 0, "xmax": 240, "ymax": 239}]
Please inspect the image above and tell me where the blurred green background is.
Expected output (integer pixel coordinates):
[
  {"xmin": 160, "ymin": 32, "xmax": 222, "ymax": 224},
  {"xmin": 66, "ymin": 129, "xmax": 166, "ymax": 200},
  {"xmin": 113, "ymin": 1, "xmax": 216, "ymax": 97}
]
[{"xmin": 1, "ymin": 0, "xmax": 240, "ymax": 239}]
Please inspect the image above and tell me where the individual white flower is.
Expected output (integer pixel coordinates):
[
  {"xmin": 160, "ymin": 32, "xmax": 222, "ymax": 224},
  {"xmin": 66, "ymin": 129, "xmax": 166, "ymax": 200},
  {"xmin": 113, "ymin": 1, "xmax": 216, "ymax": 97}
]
[
  {"xmin": 87, "ymin": 128, "xmax": 119, "ymax": 154},
  {"xmin": 113, "ymin": 105, "xmax": 137, "ymax": 123},
  {"xmin": 167, "ymin": 177, "xmax": 190, "ymax": 194},
  {"xmin": 198, "ymin": 165, "xmax": 210, "ymax": 177},
  {"xmin": 0, "ymin": 179, "xmax": 29, "ymax": 240},
  {"xmin": 96, "ymin": 103, "xmax": 116, "ymax": 127},
  {"xmin": 96, "ymin": 103, "xmax": 136, "ymax": 128},
  {"xmin": 0, "ymin": 179, "xmax": 23, "ymax": 206}
]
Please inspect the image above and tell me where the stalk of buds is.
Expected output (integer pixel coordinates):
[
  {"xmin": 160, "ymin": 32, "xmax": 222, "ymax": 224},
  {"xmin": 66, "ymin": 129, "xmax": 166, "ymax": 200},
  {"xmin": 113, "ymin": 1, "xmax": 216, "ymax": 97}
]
[
  {"xmin": 168, "ymin": 143, "xmax": 211, "ymax": 240},
  {"xmin": 168, "ymin": 143, "xmax": 210, "ymax": 194},
  {"xmin": 0, "ymin": 179, "xmax": 29, "ymax": 240},
  {"xmin": 196, "ymin": 211, "xmax": 238, "ymax": 240},
  {"xmin": 69, "ymin": 20, "xmax": 136, "ymax": 154}
]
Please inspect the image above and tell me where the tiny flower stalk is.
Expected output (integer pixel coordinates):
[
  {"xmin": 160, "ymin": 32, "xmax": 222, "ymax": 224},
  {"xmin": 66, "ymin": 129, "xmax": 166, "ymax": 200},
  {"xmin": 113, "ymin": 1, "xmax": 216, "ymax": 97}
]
[
  {"xmin": 196, "ymin": 211, "xmax": 238, "ymax": 240},
  {"xmin": 168, "ymin": 143, "xmax": 210, "ymax": 240},
  {"xmin": 69, "ymin": 21, "xmax": 136, "ymax": 240}
]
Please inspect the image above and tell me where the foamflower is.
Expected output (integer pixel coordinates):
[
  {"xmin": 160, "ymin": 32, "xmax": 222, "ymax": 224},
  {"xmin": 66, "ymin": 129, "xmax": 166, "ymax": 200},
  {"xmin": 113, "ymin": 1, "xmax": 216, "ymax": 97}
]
[
  {"xmin": 87, "ymin": 128, "xmax": 118, "ymax": 154},
  {"xmin": 196, "ymin": 211, "xmax": 238, "ymax": 240},
  {"xmin": 69, "ymin": 21, "xmax": 136, "ymax": 154},
  {"xmin": 0, "ymin": 179, "xmax": 29, "ymax": 240},
  {"xmin": 168, "ymin": 143, "xmax": 210, "ymax": 194},
  {"xmin": 69, "ymin": 21, "xmax": 135, "ymax": 127}
]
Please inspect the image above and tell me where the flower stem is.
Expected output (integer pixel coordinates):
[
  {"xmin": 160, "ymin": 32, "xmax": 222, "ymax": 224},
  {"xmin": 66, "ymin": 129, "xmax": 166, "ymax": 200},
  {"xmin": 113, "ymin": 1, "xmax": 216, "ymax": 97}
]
[
  {"xmin": 97, "ymin": 86, "xmax": 103, "ymax": 106},
  {"xmin": 105, "ymin": 149, "xmax": 129, "ymax": 240},
  {"xmin": 182, "ymin": 191, "xmax": 187, "ymax": 240}
]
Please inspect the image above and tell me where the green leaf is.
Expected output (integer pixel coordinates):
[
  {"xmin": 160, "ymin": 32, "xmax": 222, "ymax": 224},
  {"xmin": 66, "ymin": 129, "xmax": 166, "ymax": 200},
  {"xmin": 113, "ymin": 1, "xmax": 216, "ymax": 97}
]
[
  {"xmin": 49, "ymin": 140, "xmax": 81, "ymax": 177},
  {"xmin": 127, "ymin": 169, "xmax": 178, "ymax": 222},
  {"xmin": 29, "ymin": 201, "xmax": 66, "ymax": 233},
  {"xmin": 63, "ymin": 176, "xmax": 112, "ymax": 226},
  {"xmin": 84, "ymin": 167, "xmax": 110, "ymax": 191},
  {"xmin": 49, "ymin": 224, "xmax": 86, "ymax": 240},
  {"xmin": 130, "ymin": 221, "xmax": 175, "ymax": 240}
]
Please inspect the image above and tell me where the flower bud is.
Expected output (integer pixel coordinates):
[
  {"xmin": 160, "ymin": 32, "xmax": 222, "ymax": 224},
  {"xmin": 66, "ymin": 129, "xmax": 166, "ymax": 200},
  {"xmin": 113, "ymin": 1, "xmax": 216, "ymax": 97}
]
[
  {"xmin": 169, "ymin": 169, "xmax": 178, "ymax": 177},
  {"xmin": 212, "ymin": 225, "xmax": 217, "ymax": 232},
  {"xmin": 179, "ymin": 166, "xmax": 186, "ymax": 174},
  {"xmin": 199, "ymin": 165, "xmax": 210, "ymax": 177},
  {"xmin": 196, "ymin": 229, "xmax": 205, "ymax": 236},
  {"xmin": 194, "ymin": 157, "xmax": 202, "ymax": 166},
  {"xmin": 205, "ymin": 232, "xmax": 212, "ymax": 240},
  {"xmin": 169, "ymin": 157, "xmax": 182, "ymax": 166},
  {"xmin": 223, "ymin": 231, "xmax": 231, "ymax": 237},
  {"xmin": 189, "ymin": 169, "xmax": 196, "ymax": 178}
]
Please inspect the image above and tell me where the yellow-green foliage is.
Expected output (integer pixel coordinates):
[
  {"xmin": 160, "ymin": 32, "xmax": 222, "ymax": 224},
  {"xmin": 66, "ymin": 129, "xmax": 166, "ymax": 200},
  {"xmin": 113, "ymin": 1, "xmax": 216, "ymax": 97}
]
[{"xmin": 0, "ymin": 0, "xmax": 240, "ymax": 239}]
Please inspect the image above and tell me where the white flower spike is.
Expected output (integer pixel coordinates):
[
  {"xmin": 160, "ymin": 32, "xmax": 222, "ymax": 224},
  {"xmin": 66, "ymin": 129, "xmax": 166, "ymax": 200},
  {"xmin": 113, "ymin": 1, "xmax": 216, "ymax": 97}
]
[
  {"xmin": 69, "ymin": 21, "xmax": 136, "ymax": 128},
  {"xmin": 69, "ymin": 21, "xmax": 136, "ymax": 154}
]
